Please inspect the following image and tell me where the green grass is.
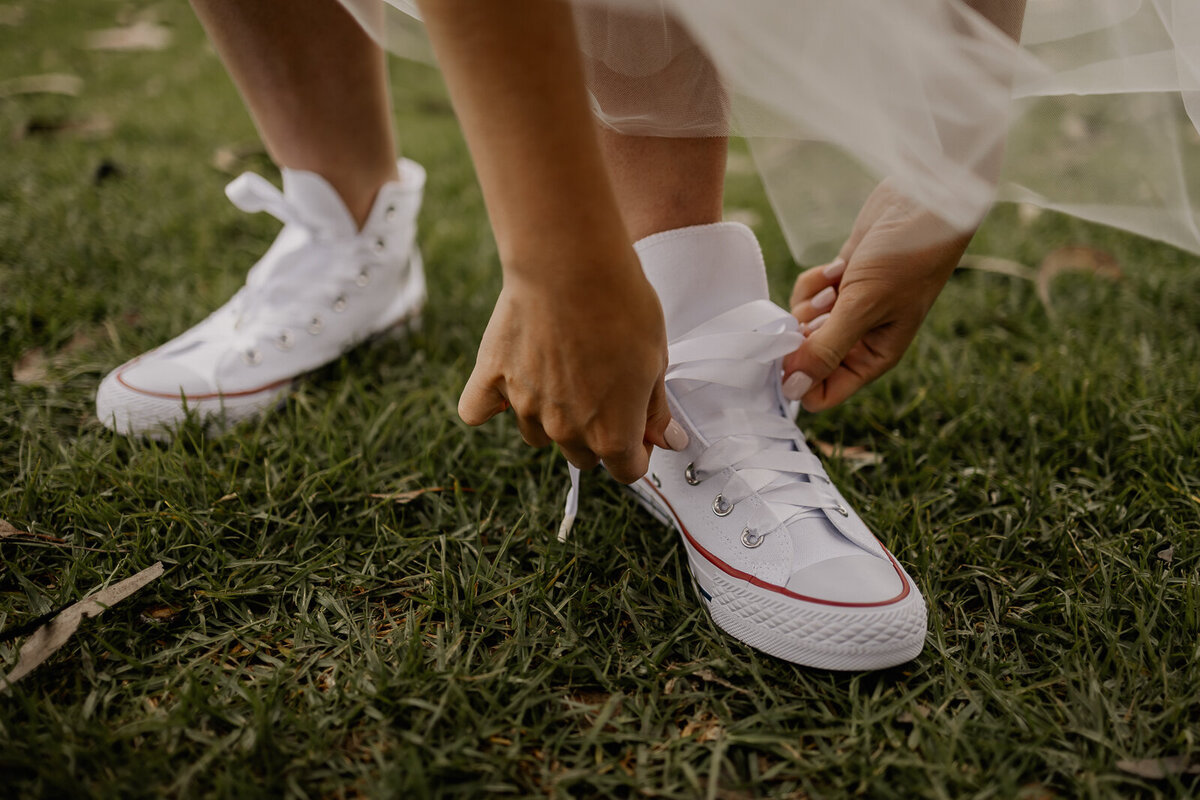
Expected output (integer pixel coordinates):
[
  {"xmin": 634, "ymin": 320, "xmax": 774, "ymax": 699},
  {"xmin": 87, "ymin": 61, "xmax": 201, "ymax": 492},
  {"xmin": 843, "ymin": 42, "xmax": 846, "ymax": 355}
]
[{"xmin": 2, "ymin": 3, "xmax": 1199, "ymax": 798}]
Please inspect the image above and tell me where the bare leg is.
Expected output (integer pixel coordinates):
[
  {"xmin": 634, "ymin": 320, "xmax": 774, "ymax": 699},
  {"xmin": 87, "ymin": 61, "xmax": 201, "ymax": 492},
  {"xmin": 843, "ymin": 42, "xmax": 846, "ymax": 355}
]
[
  {"xmin": 598, "ymin": 130, "xmax": 727, "ymax": 241},
  {"xmin": 190, "ymin": 0, "xmax": 398, "ymax": 228}
]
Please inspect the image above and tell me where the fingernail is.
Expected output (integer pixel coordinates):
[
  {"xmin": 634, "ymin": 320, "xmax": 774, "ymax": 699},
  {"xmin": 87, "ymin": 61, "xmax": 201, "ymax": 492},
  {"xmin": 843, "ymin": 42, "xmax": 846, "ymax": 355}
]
[
  {"xmin": 782, "ymin": 372, "xmax": 813, "ymax": 401},
  {"xmin": 804, "ymin": 312, "xmax": 830, "ymax": 334},
  {"xmin": 811, "ymin": 286, "xmax": 836, "ymax": 311},
  {"xmin": 822, "ymin": 257, "xmax": 846, "ymax": 280},
  {"xmin": 664, "ymin": 419, "xmax": 690, "ymax": 451}
]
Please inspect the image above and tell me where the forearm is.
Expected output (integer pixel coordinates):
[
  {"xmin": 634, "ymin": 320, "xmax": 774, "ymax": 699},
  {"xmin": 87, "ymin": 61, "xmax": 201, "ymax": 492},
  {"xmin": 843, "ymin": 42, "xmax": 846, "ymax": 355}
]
[{"xmin": 416, "ymin": 0, "xmax": 633, "ymax": 283}]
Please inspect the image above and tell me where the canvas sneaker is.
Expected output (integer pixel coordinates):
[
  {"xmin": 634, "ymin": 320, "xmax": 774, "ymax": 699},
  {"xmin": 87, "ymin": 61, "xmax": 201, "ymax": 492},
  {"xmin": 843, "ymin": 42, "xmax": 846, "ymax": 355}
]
[
  {"xmin": 625, "ymin": 222, "xmax": 927, "ymax": 670},
  {"xmin": 96, "ymin": 159, "xmax": 426, "ymax": 438}
]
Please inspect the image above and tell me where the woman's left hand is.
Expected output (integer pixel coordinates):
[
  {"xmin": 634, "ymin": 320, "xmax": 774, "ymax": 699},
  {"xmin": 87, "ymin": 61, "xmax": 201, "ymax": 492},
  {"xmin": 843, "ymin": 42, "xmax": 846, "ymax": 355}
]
[{"xmin": 782, "ymin": 181, "xmax": 974, "ymax": 410}]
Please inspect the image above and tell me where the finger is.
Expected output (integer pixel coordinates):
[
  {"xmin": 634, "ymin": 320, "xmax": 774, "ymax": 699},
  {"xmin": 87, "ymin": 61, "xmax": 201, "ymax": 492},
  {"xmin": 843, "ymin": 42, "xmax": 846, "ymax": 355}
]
[
  {"xmin": 781, "ymin": 303, "xmax": 873, "ymax": 403},
  {"xmin": 789, "ymin": 285, "xmax": 838, "ymax": 325},
  {"xmin": 515, "ymin": 415, "xmax": 552, "ymax": 448},
  {"xmin": 458, "ymin": 370, "xmax": 509, "ymax": 426},
  {"xmin": 601, "ymin": 445, "xmax": 651, "ymax": 485},
  {"xmin": 788, "ymin": 257, "xmax": 847, "ymax": 309},
  {"xmin": 802, "ymin": 312, "xmax": 830, "ymax": 336},
  {"xmin": 557, "ymin": 442, "xmax": 600, "ymax": 471},
  {"xmin": 642, "ymin": 378, "xmax": 688, "ymax": 452}
]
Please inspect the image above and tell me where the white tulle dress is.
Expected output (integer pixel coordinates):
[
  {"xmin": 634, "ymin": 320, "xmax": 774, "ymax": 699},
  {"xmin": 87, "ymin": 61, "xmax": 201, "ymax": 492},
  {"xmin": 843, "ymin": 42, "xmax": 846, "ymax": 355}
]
[{"xmin": 337, "ymin": 0, "xmax": 1200, "ymax": 260}]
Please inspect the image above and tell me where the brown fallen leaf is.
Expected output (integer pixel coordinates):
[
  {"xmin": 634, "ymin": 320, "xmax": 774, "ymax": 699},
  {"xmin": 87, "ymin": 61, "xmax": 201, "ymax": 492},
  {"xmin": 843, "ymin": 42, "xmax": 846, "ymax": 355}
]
[
  {"xmin": 0, "ymin": 519, "xmax": 27, "ymax": 539},
  {"xmin": 1156, "ymin": 545, "xmax": 1174, "ymax": 564},
  {"xmin": 814, "ymin": 441, "xmax": 884, "ymax": 467},
  {"xmin": 86, "ymin": 20, "xmax": 172, "ymax": 51},
  {"xmin": 1036, "ymin": 245, "xmax": 1122, "ymax": 314},
  {"xmin": 12, "ymin": 347, "xmax": 47, "ymax": 385},
  {"xmin": 369, "ymin": 487, "xmax": 449, "ymax": 504},
  {"xmin": 1116, "ymin": 755, "xmax": 1200, "ymax": 780},
  {"xmin": 211, "ymin": 142, "xmax": 268, "ymax": 175},
  {"xmin": 139, "ymin": 604, "xmax": 184, "ymax": 625},
  {"xmin": 15, "ymin": 113, "xmax": 114, "ymax": 141},
  {"xmin": 12, "ymin": 329, "xmax": 99, "ymax": 385},
  {"xmin": 369, "ymin": 485, "xmax": 474, "ymax": 504},
  {"xmin": 0, "ymin": 5, "xmax": 26, "ymax": 26},
  {"xmin": 0, "ymin": 73, "xmax": 82, "ymax": 99},
  {"xmin": 1, "ymin": 562, "xmax": 165, "ymax": 690},
  {"xmin": 680, "ymin": 711, "xmax": 724, "ymax": 742}
]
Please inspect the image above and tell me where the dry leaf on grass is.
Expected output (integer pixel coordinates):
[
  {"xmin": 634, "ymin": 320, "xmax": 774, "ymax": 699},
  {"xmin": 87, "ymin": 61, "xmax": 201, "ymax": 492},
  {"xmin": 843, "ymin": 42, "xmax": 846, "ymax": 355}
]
[
  {"xmin": 139, "ymin": 604, "xmax": 184, "ymax": 625},
  {"xmin": 680, "ymin": 711, "xmax": 724, "ymax": 742},
  {"xmin": 0, "ymin": 5, "xmax": 26, "ymax": 26},
  {"xmin": 0, "ymin": 73, "xmax": 82, "ymax": 99},
  {"xmin": 86, "ymin": 21, "xmax": 171, "ymax": 51},
  {"xmin": 1036, "ymin": 246, "xmax": 1122, "ymax": 314},
  {"xmin": 12, "ymin": 329, "xmax": 98, "ymax": 386},
  {"xmin": 369, "ymin": 485, "xmax": 474, "ymax": 504},
  {"xmin": 1116, "ymin": 755, "xmax": 1200, "ymax": 780},
  {"xmin": 15, "ymin": 114, "xmax": 114, "ymax": 140},
  {"xmin": 11, "ymin": 347, "xmax": 47, "ymax": 385},
  {"xmin": 1, "ymin": 562, "xmax": 164, "ymax": 690},
  {"xmin": 813, "ymin": 441, "xmax": 884, "ymax": 467},
  {"xmin": 369, "ymin": 487, "xmax": 449, "ymax": 504},
  {"xmin": 212, "ymin": 142, "xmax": 268, "ymax": 175},
  {"xmin": 1156, "ymin": 545, "xmax": 1174, "ymax": 565}
]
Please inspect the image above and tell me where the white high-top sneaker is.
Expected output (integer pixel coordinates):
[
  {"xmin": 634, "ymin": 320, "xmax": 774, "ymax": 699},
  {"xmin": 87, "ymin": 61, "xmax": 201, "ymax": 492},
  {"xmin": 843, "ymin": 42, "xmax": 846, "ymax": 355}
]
[
  {"xmin": 627, "ymin": 222, "xmax": 927, "ymax": 670},
  {"xmin": 96, "ymin": 159, "xmax": 427, "ymax": 438}
]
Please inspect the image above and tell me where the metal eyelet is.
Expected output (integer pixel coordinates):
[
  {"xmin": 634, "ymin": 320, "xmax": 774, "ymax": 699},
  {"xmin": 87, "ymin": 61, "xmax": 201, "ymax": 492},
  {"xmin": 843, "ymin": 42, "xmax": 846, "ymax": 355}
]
[
  {"xmin": 741, "ymin": 528, "xmax": 764, "ymax": 548},
  {"xmin": 242, "ymin": 348, "xmax": 262, "ymax": 366},
  {"xmin": 835, "ymin": 504, "xmax": 849, "ymax": 517},
  {"xmin": 384, "ymin": 204, "xmax": 397, "ymax": 222},
  {"xmin": 276, "ymin": 330, "xmax": 294, "ymax": 350},
  {"xmin": 356, "ymin": 267, "xmax": 371, "ymax": 287},
  {"xmin": 684, "ymin": 463, "xmax": 701, "ymax": 486},
  {"xmin": 308, "ymin": 316, "xmax": 324, "ymax": 335},
  {"xmin": 332, "ymin": 295, "xmax": 348, "ymax": 313},
  {"xmin": 712, "ymin": 494, "xmax": 733, "ymax": 517},
  {"xmin": 373, "ymin": 236, "xmax": 386, "ymax": 253}
]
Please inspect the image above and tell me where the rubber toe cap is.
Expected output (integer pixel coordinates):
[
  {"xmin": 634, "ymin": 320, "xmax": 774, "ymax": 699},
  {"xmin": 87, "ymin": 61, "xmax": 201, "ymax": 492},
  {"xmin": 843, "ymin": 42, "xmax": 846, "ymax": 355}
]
[{"xmin": 786, "ymin": 554, "xmax": 906, "ymax": 604}]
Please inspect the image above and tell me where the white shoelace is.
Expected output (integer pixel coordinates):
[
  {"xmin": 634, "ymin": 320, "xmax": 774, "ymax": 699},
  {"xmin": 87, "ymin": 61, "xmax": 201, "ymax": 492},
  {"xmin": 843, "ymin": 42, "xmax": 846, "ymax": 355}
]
[
  {"xmin": 221, "ymin": 173, "xmax": 363, "ymax": 330},
  {"xmin": 559, "ymin": 299, "xmax": 843, "ymax": 541}
]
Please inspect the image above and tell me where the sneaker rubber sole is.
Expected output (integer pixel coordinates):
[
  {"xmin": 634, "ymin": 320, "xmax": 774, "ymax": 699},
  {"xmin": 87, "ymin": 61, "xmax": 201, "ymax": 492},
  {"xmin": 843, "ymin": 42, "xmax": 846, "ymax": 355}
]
[{"xmin": 626, "ymin": 475, "xmax": 928, "ymax": 670}]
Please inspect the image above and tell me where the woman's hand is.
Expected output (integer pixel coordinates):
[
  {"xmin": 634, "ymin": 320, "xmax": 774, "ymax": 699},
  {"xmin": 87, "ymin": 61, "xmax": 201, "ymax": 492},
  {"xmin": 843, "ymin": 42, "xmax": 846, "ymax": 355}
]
[
  {"xmin": 782, "ymin": 180, "xmax": 974, "ymax": 410},
  {"xmin": 458, "ymin": 260, "xmax": 687, "ymax": 484}
]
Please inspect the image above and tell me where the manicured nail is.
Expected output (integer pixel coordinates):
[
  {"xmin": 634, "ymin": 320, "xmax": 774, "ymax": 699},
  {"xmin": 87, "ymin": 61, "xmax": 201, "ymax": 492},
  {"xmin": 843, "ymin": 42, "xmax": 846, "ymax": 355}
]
[
  {"xmin": 811, "ymin": 286, "xmax": 836, "ymax": 311},
  {"xmin": 822, "ymin": 257, "xmax": 846, "ymax": 280},
  {"xmin": 664, "ymin": 419, "xmax": 690, "ymax": 451},
  {"xmin": 782, "ymin": 372, "xmax": 813, "ymax": 401},
  {"xmin": 804, "ymin": 312, "xmax": 830, "ymax": 334}
]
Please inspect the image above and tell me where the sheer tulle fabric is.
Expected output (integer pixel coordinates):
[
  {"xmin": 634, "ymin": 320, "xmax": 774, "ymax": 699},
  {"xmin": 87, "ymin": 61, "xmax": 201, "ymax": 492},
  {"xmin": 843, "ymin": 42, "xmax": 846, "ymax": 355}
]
[{"xmin": 339, "ymin": 0, "xmax": 1200, "ymax": 259}]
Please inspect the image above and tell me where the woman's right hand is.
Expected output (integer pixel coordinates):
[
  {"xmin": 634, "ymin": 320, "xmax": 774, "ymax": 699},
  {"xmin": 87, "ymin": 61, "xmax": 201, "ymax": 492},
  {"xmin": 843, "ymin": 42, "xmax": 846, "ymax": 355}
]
[{"xmin": 457, "ymin": 256, "xmax": 688, "ymax": 484}]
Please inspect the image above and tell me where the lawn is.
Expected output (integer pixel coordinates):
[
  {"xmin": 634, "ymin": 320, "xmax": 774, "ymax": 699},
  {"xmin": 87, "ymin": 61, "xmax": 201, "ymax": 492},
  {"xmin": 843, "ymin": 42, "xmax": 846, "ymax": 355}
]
[{"xmin": 2, "ymin": 3, "xmax": 1198, "ymax": 798}]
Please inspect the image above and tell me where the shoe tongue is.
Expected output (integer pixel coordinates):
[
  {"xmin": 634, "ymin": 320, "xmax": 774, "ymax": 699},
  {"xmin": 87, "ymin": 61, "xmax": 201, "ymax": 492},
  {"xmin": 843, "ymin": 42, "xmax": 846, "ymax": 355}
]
[
  {"xmin": 635, "ymin": 221, "xmax": 781, "ymax": 432},
  {"xmin": 635, "ymin": 222, "xmax": 770, "ymax": 341},
  {"xmin": 280, "ymin": 169, "xmax": 358, "ymax": 238}
]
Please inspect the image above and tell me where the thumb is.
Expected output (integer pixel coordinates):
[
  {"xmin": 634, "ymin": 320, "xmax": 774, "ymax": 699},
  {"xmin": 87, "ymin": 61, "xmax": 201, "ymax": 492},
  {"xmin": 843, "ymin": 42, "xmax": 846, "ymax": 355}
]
[
  {"xmin": 458, "ymin": 368, "xmax": 509, "ymax": 426},
  {"xmin": 781, "ymin": 304, "xmax": 869, "ymax": 407},
  {"xmin": 642, "ymin": 377, "xmax": 688, "ymax": 452}
]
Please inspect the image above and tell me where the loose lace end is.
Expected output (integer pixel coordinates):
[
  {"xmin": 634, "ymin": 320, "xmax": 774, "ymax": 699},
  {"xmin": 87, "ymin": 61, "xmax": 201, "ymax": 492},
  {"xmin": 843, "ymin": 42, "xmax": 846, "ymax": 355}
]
[{"xmin": 557, "ymin": 464, "xmax": 581, "ymax": 542}]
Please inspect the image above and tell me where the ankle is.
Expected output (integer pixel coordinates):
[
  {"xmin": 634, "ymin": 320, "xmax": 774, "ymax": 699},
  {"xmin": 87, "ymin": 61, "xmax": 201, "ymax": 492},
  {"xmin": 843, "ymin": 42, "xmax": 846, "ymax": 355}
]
[{"xmin": 332, "ymin": 167, "xmax": 401, "ymax": 230}]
